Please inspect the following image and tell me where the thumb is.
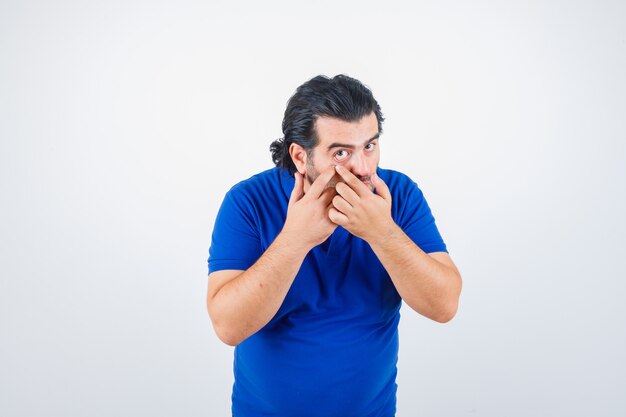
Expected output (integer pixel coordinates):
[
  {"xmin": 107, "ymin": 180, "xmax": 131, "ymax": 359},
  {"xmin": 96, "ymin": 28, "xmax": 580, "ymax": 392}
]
[
  {"xmin": 289, "ymin": 172, "xmax": 304, "ymax": 204},
  {"xmin": 372, "ymin": 172, "xmax": 391, "ymax": 203}
]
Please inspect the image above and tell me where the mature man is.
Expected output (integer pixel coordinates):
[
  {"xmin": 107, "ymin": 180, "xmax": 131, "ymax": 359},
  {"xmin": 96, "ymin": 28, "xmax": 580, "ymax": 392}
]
[{"xmin": 207, "ymin": 74, "xmax": 462, "ymax": 417}]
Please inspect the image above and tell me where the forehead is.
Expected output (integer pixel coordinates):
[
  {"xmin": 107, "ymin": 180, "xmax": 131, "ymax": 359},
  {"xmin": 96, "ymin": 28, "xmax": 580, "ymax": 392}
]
[{"xmin": 313, "ymin": 112, "xmax": 378, "ymax": 146}]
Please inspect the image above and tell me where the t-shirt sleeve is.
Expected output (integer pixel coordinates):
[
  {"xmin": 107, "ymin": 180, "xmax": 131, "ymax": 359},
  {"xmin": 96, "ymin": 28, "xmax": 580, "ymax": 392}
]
[
  {"xmin": 208, "ymin": 187, "xmax": 264, "ymax": 275},
  {"xmin": 396, "ymin": 180, "xmax": 448, "ymax": 254}
]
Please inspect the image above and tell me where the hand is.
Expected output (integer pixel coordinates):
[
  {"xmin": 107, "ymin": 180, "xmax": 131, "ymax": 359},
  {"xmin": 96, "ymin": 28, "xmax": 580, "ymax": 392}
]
[
  {"xmin": 328, "ymin": 165, "xmax": 395, "ymax": 242},
  {"xmin": 282, "ymin": 166, "xmax": 338, "ymax": 251}
]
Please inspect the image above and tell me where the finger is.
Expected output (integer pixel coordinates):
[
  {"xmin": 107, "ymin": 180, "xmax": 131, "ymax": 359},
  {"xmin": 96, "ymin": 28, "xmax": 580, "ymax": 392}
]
[
  {"xmin": 334, "ymin": 165, "xmax": 370, "ymax": 197},
  {"xmin": 335, "ymin": 182, "xmax": 359, "ymax": 206},
  {"xmin": 332, "ymin": 195, "xmax": 352, "ymax": 214},
  {"xmin": 372, "ymin": 172, "xmax": 392, "ymax": 203},
  {"xmin": 328, "ymin": 207, "xmax": 348, "ymax": 225},
  {"xmin": 319, "ymin": 187, "xmax": 337, "ymax": 206},
  {"xmin": 307, "ymin": 166, "xmax": 337, "ymax": 199},
  {"xmin": 289, "ymin": 172, "xmax": 304, "ymax": 205}
]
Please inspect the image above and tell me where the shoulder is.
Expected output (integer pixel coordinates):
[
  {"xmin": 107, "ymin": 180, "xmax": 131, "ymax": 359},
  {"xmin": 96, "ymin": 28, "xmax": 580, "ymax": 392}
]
[
  {"xmin": 229, "ymin": 167, "xmax": 281, "ymax": 193},
  {"xmin": 376, "ymin": 167, "xmax": 421, "ymax": 195},
  {"xmin": 220, "ymin": 167, "xmax": 291, "ymax": 221},
  {"xmin": 226, "ymin": 167, "xmax": 288, "ymax": 201},
  {"xmin": 377, "ymin": 167, "xmax": 429, "ymax": 221}
]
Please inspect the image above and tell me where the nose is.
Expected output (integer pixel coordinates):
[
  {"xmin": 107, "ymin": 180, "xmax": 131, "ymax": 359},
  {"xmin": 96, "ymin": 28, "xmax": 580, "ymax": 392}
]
[{"xmin": 347, "ymin": 151, "xmax": 370, "ymax": 179}]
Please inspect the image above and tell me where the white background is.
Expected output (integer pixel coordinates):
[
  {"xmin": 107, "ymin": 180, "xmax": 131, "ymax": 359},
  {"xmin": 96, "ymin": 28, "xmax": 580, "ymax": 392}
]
[{"xmin": 1, "ymin": 1, "xmax": 625, "ymax": 416}]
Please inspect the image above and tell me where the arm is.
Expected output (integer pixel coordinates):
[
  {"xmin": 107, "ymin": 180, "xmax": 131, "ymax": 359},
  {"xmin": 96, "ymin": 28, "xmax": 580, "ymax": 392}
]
[
  {"xmin": 329, "ymin": 165, "xmax": 462, "ymax": 323},
  {"xmin": 207, "ymin": 233, "xmax": 309, "ymax": 346},
  {"xmin": 206, "ymin": 167, "xmax": 338, "ymax": 346},
  {"xmin": 367, "ymin": 227, "xmax": 462, "ymax": 322}
]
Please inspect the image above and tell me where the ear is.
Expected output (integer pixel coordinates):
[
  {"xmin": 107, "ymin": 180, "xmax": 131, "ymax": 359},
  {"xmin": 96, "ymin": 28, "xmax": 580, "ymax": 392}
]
[{"xmin": 289, "ymin": 143, "xmax": 308, "ymax": 175}]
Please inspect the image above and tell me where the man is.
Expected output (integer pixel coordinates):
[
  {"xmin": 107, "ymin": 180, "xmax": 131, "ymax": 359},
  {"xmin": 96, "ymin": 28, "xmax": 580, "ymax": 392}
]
[{"xmin": 206, "ymin": 74, "xmax": 462, "ymax": 417}]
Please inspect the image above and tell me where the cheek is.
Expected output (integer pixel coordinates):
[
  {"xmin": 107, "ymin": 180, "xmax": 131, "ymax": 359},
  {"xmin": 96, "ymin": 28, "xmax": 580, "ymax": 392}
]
[
  {"xmin": 327, "ymin": 173, "xmax": 343, "ymax": 188},
  {"xmin": 318, "ymin": 176, "xmax": 342, "ymax": 195},
  {"xmin": 369, "ymin": 153, "xmax": 380, "ymax": 169},
  {"xmin": 315, "ymin": 159, "xmax": 338, "ymax": 173}
]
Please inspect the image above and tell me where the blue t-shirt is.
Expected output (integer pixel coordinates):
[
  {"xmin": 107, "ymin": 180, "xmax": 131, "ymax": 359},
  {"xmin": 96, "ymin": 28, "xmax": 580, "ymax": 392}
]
[{"xmin": 208, "ymin": 166, "xmax": 448, "ymax": 417}]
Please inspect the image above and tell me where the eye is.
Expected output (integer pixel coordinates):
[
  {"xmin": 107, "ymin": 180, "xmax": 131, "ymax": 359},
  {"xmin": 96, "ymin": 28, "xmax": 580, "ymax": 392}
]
[
  {"xmin": 334, "ymin": 150, "xmax": 350, "ymax": 161},
  {"xmin": 365, "ymin": 142, "xmax": 376, "ymax": 151}
]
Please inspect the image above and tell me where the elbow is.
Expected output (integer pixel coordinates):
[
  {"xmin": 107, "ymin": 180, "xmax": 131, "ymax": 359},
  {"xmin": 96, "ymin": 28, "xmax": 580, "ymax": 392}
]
[
  {"xmin": 207, "ymin": 306, "xmax": 242, "ymax": 347},
  {"xmin": 213, "ymin": 319, "xmax": 256, "ymax": 346},
  {"xmin": 436, "ymin": 273, "xmax": 462, "ymax": 323},
  {"xmin": 207, "ymin": 296, "xmax": 239, "ymax": 346},
  {"xmin": 210, "ymin": 317, "xmax": 244, "ymax": 346},
  {"xmin": 215, "ymin": 326, "xmax": 242, "ymax": 347},
  {"xmin": 435, "ymin": 299, "xmax": 459, "ymax": 323},
  {"xmin": 407, "ymin": 301, "xmax": 458, "ymax": 323},
  {"xmin": 435, "ymin": 307, "xmax": 457, "ymax": 323}
]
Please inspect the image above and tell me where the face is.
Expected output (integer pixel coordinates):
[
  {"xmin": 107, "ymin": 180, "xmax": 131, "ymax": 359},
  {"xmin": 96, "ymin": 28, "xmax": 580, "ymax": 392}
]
[{"xmin": 293, "ymin": 112, "xmax": 380, "ymax": 192}]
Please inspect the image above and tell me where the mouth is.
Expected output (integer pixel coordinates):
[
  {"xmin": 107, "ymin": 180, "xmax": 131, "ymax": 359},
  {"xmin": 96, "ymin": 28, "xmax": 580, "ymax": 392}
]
[{"xmin": 359, "ymin": 177, "xmax": 373, "ymax": 190}]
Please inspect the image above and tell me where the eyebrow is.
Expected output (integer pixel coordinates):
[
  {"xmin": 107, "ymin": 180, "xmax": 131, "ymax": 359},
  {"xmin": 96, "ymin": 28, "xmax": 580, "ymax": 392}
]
[{"xmin": 326, "ymin": 132, "xmax": 380, "ymax": 151}]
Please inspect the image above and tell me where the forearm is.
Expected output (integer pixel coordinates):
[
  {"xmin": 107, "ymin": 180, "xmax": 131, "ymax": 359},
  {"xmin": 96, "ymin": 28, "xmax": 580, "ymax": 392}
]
[
  {"xmin": 209, "ymin": 231, "xmax": 310, "ymax": 346},
  {"xmin": 368, "ymin": 224, "xmax": 461, "ymax": 322}
]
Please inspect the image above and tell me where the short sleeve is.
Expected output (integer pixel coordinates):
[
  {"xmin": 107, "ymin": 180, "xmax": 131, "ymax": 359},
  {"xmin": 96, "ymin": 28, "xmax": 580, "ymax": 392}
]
[
  {"xmin": 396, "ymin": 181, "xmax": 448, "ymax": 254},
  {"xmin": 208, "ymin": 187, "xmax": 264, "ymax": 275}
]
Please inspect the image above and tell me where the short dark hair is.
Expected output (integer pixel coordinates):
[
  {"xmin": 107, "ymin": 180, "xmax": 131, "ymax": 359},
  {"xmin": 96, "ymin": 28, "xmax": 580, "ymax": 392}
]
[{"xmin": 270, "ymin": 74, "xmax": 385, "ymax": 174}]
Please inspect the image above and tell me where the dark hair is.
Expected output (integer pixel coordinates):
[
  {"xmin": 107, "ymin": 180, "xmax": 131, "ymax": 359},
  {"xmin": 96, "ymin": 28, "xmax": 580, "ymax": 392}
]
[{"xmin": 270, "ymin": 74, "xmax": 385, "ymax": 174}]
